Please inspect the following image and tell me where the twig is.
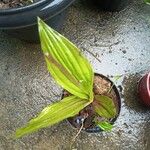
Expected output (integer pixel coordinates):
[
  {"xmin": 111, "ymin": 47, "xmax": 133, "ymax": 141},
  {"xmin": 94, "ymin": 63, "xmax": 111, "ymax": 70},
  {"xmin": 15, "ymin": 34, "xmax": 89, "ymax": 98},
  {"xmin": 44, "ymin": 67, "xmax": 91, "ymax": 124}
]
[
  {"xmin": 70, "ymin": 118, "xmax": 84, "ymax": 149},
  {"xmin": 84, "ymin": 49, "xmax": 101, "ymax": 64}
]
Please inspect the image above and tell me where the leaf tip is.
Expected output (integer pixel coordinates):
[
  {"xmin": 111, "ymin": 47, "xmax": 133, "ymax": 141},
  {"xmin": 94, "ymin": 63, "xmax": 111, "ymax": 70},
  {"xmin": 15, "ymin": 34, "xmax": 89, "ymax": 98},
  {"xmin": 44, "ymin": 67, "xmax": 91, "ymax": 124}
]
[{"xmin": 15, "ymin": 129, "xmax": 22, "ymax": 139}]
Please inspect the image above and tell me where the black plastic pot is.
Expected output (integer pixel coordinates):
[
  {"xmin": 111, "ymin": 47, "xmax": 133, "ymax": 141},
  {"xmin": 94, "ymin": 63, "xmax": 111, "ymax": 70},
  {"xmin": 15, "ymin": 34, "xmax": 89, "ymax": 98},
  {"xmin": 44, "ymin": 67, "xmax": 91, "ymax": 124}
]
[
  {"xmin": 62, "ymin": 73, "xmax": 121, "ymax": 133},
  {"xmin": 0, "ymin": 0, "xmax": 75, "ymax": 42},
  {"xmin": 85, "ymin": 74, "xmax": 121, "ymax": 133},
  {"xmin": 87, "ymin": 0, "xmax": 128, "ymax": 12}
]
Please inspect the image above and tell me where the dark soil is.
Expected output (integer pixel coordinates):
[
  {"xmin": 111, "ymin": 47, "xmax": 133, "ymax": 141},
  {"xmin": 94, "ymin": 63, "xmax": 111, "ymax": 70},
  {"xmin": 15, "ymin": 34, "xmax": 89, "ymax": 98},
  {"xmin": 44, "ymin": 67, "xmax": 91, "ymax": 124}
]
[
  {"xmin": 63, "ymin": 74, "xmax": 120, "ymax": 130},
  {"xmin": 0, "ymin": 0, "xmax": 37, "ymax": 9}
]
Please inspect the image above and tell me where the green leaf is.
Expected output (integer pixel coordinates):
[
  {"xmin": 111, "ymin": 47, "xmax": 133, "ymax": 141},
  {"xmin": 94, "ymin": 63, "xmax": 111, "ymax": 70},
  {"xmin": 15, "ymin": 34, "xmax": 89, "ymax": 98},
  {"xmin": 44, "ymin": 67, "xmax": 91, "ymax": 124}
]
[
  {"xmin": 15, "ymin": 96, "xmax": 90, "ymax": 138},
  {"xmin": 144, "ymin": 0, "xmax": 150, "ymax": 5},
  {"xmin": 38, "ymin": 18, "xmax": 94, "ymax": 101},
  {"xmin": 97, "ymin": 121, "xmax": 113, "ymax": 131},
  {"xmin": 93, "ymin": 95, "xmax": 117, "ymax": 119}
]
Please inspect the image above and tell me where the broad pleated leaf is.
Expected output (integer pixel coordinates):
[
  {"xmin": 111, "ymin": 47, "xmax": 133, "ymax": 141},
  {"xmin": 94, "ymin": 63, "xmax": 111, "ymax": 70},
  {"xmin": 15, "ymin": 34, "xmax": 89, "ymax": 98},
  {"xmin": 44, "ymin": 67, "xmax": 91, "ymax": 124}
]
[
  {"xmin": 93, "ymin": 95, "xmax": 117, "ymax": 119},
  {"xmin": 97, "ymin": 121, "xmax": 113, "ymax": 131},
  {"xmin": 15, "ymin": 96, "xmax": 90, "ymax": 138},
  {"xmin": 38, "ymin": 18, "xmax": 94, "ymax": 101}
]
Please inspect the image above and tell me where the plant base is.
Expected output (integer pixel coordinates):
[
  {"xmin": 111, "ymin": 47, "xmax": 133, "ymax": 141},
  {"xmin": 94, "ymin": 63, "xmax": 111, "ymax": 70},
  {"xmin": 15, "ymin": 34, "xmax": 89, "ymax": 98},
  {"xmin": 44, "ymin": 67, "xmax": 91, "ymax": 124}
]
[{"xmin": 63, "ymin": 73, "xmax": 121, "ymax": 133}]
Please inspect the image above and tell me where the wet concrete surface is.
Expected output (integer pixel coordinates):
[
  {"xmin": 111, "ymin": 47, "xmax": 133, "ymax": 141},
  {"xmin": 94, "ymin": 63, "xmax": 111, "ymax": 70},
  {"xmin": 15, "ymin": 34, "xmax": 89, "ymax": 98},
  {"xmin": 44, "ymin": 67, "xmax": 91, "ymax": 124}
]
[{"xmin": 0, "ymin": 0, "xmax": 150, "ymax": 149}]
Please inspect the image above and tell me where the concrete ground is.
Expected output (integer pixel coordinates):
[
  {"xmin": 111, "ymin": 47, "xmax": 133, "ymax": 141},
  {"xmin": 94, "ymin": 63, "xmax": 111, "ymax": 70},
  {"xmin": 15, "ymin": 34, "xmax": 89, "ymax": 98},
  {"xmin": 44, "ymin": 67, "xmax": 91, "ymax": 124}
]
[{"xmin": 0, "ymin": 0, "xmax": 150, "ymax": 149}]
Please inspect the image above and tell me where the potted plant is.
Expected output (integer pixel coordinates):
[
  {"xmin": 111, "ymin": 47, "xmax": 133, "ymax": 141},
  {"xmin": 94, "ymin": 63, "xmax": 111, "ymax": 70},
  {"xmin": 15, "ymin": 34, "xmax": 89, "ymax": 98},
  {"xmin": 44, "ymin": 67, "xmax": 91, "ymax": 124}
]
[
  {"xmin": 15, "ymin": 18, "xmax": 121, "ymax": 139},
  {"xmin": 0, "ymin": 0, "xmax": 75, "ymax": 42}
]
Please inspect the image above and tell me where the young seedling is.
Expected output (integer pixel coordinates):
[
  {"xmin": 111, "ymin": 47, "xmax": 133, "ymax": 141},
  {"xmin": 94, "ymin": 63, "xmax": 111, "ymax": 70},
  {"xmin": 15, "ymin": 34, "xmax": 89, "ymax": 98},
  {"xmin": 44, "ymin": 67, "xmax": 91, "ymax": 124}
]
[{"xmin": 15, "ymin": 18, "xmax": 118, "ymax": 139}]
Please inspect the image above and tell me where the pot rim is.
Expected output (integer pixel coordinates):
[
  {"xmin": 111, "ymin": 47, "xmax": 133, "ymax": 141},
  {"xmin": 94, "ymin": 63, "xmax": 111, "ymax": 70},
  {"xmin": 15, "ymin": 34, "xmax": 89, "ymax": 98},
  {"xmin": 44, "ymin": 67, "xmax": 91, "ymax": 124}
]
[
  {"xmin": 0, "ymin": 0, "xmax": 74, "ymax": 14},
  {"xmin": 146, "ymin": 72, "xmax": 150, "ymax": 98},
  {"xmin": 138, "ymin": 72, "xmax": 150, "ymax": 98},
  {"xmin": 62, "ymin": 73, "xmax": 121, "ymax": 133},
  {"xmin": 0, "ymin": 0, "xmax": 75, "ymax": 29},
  {"xmin": 0, "ymin": 0, "xmax": 48, "ymax": 14}
]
